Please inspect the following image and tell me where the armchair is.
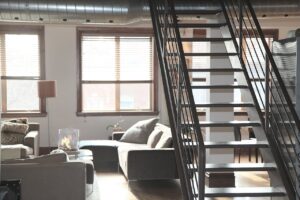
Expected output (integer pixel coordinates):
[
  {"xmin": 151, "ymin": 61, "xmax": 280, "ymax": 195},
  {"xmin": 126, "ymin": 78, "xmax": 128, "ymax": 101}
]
[
  {"xmin": 1, "ymin": 153, "xmax": 86, "ymax": 200},
  {"xmin": 1, "ymin": 122, "xmax": 40, "ymax": 160}
]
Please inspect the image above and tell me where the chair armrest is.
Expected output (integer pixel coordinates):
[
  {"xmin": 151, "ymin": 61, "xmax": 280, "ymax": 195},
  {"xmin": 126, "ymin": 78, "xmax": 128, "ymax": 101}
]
[
  {"xmin": 112, "ymin": 131, "xmax": 125, "ymax": 141},
  {"xmin": 28, "ymin": 123, "xmax": 40, "ymax": 132},
  {"xmin": 24, "ymin": 131, "xmax": 39, "ymax": 156},
  {"xmin": 125, "ymin": 148, "xmax": 178, "ymax": 180},
  {"xmin": 1, "ymin": 162, "xmax": 86, "ymax": 200}
]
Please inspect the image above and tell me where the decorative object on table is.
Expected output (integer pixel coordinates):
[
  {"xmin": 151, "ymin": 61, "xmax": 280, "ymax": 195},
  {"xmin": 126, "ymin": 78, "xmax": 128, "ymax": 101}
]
[
  {"xmin": 58, "ymin": 128, "xmax": 80, "ymax": 153},
  {"xmin": 106, "ymin": 119, "xmax": 124, "ymax": 132},
  {"xmin": 38, "ymin": 80, "xmax": 57, "ymax": 150},
  {"xmin": 50, "ymin": 148, "xmax": 66, "ymax": 155}
]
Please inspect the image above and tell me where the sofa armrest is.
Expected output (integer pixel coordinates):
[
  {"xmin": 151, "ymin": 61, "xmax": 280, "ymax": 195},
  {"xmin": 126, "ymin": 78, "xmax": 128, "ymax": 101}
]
[
  {"xmin": 24, "ymin": 131, "xmax": 39, "ymax": 156},
  {"xmin": 1, "ymin": 162, "xmax": 86, "ymax": 200},
  {"xmin": 125, "ymin": 148, "xmax": 178, "ymax": 180},
  {"xmin": 112, "ymin": 131, "xmax": 125, "ymax": 141}
]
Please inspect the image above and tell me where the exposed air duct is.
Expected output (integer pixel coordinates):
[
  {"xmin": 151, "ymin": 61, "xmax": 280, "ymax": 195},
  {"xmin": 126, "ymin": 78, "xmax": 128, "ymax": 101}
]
[{"xmin": 0, "ymin": 0, "xmax": 299, "ymax": 25}]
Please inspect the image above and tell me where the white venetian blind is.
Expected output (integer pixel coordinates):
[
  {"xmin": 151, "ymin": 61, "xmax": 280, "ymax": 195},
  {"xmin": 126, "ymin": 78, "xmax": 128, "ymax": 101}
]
[
  {"xmin": 0, "ymin": 34, "xmax": 40, "ymax": 77},
  {"xmin": 81, "ymin": 35, "xmax": 153, "ymax": 81}
]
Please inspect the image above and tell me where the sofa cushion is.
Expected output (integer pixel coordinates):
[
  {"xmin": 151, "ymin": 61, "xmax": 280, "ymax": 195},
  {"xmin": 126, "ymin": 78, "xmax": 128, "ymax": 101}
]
[
  {"xmin": 155, "ymin": 127, "xmax": 173, "ymax": 148},
  {"xmin": 1, "ymin": 144, "xmax": 33, "ymax": 161},
  {"xmin": 1, "ymin": 121, "xmax": 29, "ymax": 134},
  {"xmin": 147, "ymin": 129, "xmax": 163, "ymax": 148},
  {"xmin": 1, "ymin": 132, "xmax": 25, "ymax": 145},
  {"xmin": 118, "ymin": 143, "xmax": 150, "ymax": 176},
  {"xmin": 8, "ymin": 118, "xmax": 28, "ymax": 124},
  {"xmin": 120, "ymin": 118, "xmax": 159, "ymax": 144}
]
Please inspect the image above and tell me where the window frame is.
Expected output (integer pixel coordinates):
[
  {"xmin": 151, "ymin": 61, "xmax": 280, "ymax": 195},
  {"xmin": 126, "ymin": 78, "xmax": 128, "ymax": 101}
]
[
  {"xmin": 76, "ymin": 27, "xmax": 158, "ymax": 116},
  {"xmin": 0, "ymin": 25, "xmax": 46, "ymax": 118}
]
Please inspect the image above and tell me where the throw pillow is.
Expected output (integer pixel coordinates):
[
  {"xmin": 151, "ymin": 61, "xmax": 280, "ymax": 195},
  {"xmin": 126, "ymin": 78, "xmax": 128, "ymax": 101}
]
[
  {"xmin": 120, "ymin": 118, "xmax": 159, "ymax": 144},
  {"xmin": 147, "ymin": 129, "xmax": 163, "ymax": 148},
  {"xmin": 155, "ymin": 130, "xmax": 173, "ymax": 148},
  {"xmin": 1, "ymin": 122, "xmax": 29, "ymax": 134},
  {"xmin": 1, "ymin": 132, "xmax": 25, "ymax": 145},
  {"xmin": 8, "ymin": 118, "xmax": 28, "ymax": 124}
]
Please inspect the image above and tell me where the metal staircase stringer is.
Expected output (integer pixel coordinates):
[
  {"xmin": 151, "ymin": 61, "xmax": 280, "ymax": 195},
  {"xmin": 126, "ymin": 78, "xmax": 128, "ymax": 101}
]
[{"xmin": 149, "ymin": 1, "xmax": 205, "ymax": 199}]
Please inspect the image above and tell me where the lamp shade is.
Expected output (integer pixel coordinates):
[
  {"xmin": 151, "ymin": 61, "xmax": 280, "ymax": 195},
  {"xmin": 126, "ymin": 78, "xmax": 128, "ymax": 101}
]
[{"xmin": 38, "ymin": 80, "xmax": 56, "ymax": 98}]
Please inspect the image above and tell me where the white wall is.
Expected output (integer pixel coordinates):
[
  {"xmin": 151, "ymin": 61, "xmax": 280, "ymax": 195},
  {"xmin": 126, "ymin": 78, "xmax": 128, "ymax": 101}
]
[
  {"xmin": 25, "ymin": 24, "xmax": 168, "ymax": 147},
  {"xmin": 259, "ymin": 17, "xmax": 300, "ymax": 39}
]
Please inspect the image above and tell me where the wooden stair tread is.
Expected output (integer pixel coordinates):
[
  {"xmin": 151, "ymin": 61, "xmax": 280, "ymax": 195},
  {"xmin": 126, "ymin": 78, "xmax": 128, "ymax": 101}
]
[
  {"xmin": 182, "ymin": 140, "xmax": 269, "ymax": 148},
  {"xmin": 182, "ymin": 102, "xmax": 254, "ymax": 107},
  {"xmin": 204, "ymin": 187, "xmax": 286, "ymax": 197},
  {"xmin": 188, "ymin": 68, "xmax": 243, "ymax": 72}
]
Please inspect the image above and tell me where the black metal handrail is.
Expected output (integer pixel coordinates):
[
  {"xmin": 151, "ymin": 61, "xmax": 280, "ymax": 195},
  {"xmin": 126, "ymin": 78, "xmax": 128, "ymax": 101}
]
[
  {"xmin": 222, "ymin": 0, "xmax": 300, "ymax": 198},
  {"xmin": 149, "ymin": 0, "xmax": 205, "ymax": 199}
]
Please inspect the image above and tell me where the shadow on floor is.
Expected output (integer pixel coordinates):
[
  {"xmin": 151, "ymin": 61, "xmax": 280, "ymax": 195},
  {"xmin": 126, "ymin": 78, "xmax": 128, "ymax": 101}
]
[{"xmin": 128, "ymin": 180, "xmax": 183, "ymax": 200}]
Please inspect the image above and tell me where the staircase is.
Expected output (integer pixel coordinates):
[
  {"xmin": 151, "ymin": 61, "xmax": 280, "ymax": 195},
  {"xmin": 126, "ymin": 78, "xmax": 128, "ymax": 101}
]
[{"xmin": 149, "ymin": 0, "xmax": 300, "ymax": 199}]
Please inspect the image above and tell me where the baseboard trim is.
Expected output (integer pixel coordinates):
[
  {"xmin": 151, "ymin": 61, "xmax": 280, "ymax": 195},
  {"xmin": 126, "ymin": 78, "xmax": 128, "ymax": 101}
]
[{"xmin": 205, "ymin": 172, "xmax": 235, "ymax": 187}]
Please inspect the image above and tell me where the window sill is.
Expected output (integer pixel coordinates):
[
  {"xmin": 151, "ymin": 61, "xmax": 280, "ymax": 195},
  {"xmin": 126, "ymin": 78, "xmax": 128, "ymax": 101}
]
[
  {"xmin": 77, "ymin": 111, "xmax": 159, "ymax": 117},
  {"xmin": 1, "ymin": 112, "xmax": 47, "ymax": 118}
]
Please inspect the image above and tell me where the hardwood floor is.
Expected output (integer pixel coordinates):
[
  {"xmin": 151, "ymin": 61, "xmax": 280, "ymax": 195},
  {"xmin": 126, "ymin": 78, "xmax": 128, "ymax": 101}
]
[{"xmin": 89, "ymin": 170, "xmax": 272, "ymax": 200}]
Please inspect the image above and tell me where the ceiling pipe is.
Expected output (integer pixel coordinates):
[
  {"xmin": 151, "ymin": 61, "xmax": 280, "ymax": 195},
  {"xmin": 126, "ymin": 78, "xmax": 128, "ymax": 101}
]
[{"xmin": 0, "ymin": 0, "xmax": 299, "ymax": 24}]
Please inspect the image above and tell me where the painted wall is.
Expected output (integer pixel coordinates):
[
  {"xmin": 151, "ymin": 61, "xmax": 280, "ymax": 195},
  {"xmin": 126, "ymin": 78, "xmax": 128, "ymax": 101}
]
[{"xmin": 2, "ymin": 16, "xmax": 300, "ymax": 147}]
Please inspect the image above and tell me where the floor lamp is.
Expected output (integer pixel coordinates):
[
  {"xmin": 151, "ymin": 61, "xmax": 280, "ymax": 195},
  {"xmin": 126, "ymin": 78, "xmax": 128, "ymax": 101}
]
[{"xmin": 38, "ymin": 80, "xmax": 57, "ymax": 153}]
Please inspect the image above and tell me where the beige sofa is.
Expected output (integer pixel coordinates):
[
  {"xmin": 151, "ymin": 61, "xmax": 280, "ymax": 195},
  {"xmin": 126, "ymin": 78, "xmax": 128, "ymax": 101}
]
[
  {"xmin": 1, "ymin": 123, "xmax": 40, "ymax": 160},
  {"xmin": 80, "ymin": 123, "xmax": 178, "ymax": 181},
  {"xmin": 1, "ymin": 153, "xmax": 87, "ymax": 200},
  {"xmin": 117, "ymin": 123, "xmax": 178, "ymax": 181}
]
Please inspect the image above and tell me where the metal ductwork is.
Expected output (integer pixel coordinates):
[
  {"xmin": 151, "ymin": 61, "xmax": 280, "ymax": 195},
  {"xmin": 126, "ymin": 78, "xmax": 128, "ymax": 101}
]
[{"xmin": 0, "ymin": 0, "xmax": 299, "ymax": 24}]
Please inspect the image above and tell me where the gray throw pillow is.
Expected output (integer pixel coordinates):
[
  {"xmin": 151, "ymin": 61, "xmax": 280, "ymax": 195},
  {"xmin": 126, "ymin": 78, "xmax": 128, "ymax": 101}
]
[
  {"xmin": 147, "ymin": 128, "xmax": 163, "ymax": 148},
  {"xmin": 120, "ymin": 118, "xmax": 159, "ymax": 144},
  {"xmin": 8, "ymin": 118, "xmax": 28, "ymax": 124},
  {"xmin": 1, "ymin": 122, "xmax": 29, "ymax": 134},
  {"xmin": 155, "ymin": 130, "xmax": 172, "ymax": 148}
]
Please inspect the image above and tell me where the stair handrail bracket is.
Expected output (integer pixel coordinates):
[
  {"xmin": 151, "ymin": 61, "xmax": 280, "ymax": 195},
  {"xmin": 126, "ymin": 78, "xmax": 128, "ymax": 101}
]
[
  {"xmin": 149, "ymin": 0, "xmax": 205, "ymax": 199},
  {"xmin": 222, "ymin": 0, "xmax": 300, "ymax": 199}
]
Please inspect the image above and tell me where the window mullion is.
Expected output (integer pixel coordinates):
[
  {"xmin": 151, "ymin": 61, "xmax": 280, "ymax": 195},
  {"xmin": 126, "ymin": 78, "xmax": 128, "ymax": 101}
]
[
  {"xmin": 115, "ymin": 37, "xmax": 120, "ymax": 111},
  {"xmin": 1, "ymin": 34, "xmax": 7, "ymax": 112}
]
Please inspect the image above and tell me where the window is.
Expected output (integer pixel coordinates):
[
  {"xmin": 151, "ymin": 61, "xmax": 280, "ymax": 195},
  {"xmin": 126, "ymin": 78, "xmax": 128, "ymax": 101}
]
[
  {"xmin": 78, "ymin": 28, "xmax": 157, "ymax": 115},
  {"xmin": 0, "ymin": 26, "xmax": 45, "ymax": 117}
]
